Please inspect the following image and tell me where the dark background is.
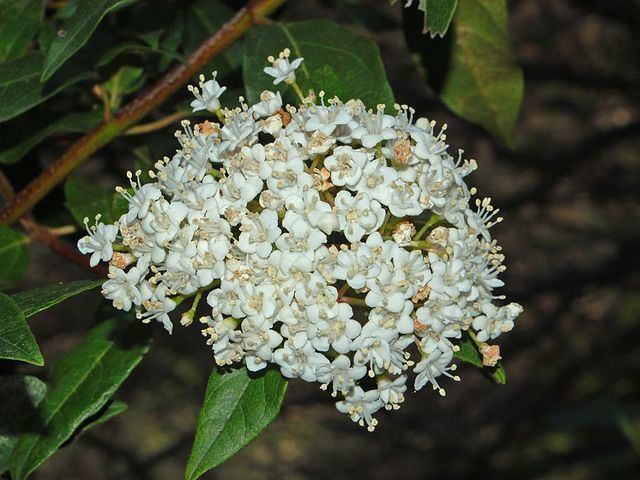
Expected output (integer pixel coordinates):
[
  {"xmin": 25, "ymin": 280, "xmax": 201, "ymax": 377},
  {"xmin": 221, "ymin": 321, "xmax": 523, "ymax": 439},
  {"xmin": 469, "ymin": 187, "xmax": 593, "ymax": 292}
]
[{"xmin": 8, "ymin": 0, "xmax": 640, "ymax": 478}]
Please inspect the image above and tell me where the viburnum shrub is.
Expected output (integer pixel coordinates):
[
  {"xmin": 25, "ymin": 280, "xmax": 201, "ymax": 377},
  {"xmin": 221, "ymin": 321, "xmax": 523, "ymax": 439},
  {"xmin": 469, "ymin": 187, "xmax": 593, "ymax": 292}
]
[
  {"xmin": 0, "ymin": 1, "xmax": 525, "ymax": 477},
  {"xmin": 80, "ymin": 51, "xmax": 522, "ymax": 431}
]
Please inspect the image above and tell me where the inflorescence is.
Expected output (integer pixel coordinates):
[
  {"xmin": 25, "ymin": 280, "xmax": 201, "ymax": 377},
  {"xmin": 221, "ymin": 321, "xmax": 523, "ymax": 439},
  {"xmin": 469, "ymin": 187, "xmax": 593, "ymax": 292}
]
[{"xmin": 78, "ymin": 50, "xmax": 522, "ymax": 431}]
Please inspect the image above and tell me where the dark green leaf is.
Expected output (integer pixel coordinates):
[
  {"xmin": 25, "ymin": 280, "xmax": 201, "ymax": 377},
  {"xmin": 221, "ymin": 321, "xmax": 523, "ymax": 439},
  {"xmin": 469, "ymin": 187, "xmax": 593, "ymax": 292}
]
[
  {"xmin": 0, "ymin": 0, "xmax": 44, "ymax": 62},
  {"xmin": 0, "ymin": 226, "xmax": 29, "ymax": 290},
  {"xmin": 453, "ymin": 335, "xmax": 483, "ymax": 368},
  {"xmin": 0, "ymin": 111, "xmax": 102, "ymax": 165},
  {"xmin": 9, "ymin": 310, "xmax": 152, "ymax": 480},
  {"xmin": 78, "ymin": 400, "xmax": 127, "ymax": 433},
  {"xmin": 65, "ymin": 177, "xmax": 118, "ymax": 226},
  {"xmin": 61, "ymin": 399, "xmax": 128, "ymax": 448},
  {"xmin": 0, "ymin": 375, "xmax": 47, "ymax": 474},
  {"xmin": 11, "ymin": 280, "xmax": 102, "ymax": 319},
  {"xmin": 103, "ymin": 66, "xmax": 145, "ymax": 109},
  {"xmin": 41, "ymin": 0, "xmax": 138, "ymax": 81},
  {"xmin": 0, "ymin": 53, "xmax": 94, "ymax": 123},
  {"xmin": 454, "ymin": 333, "xmax": 507, "ymax": 384},
  {"xmin": 243, "ymin": 20, "xmax": 394, "ymax": 108},
  {"xmin": 185, "ymin": 368, "xmax": 287, "ymax": 480},
  {"xmin": 0, "ymin": 292, "xmax": 43, "ymax": 366},
  {"xmin": 407, "ymin": 0, "xmax": 523, "ymax": 146},
  {"xmin": 422, "ymin": 0, "xmax": 458, "ymax": 37}
]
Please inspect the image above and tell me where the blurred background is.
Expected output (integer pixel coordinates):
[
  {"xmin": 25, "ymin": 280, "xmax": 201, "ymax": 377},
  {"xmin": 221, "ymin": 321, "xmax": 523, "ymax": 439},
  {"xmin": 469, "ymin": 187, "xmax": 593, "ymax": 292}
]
[{"xmin": 4, "ymin": 0, "xmax": 640, "ymax": 478}]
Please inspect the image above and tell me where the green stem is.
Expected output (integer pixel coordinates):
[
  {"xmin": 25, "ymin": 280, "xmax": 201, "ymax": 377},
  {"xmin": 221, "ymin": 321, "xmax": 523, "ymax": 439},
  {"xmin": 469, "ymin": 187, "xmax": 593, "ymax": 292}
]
[
  {"xmin": 290, "ymin": 80, "xmax": 306, "ymax": 103},
  {"xmin": 338, "ymin": 296, "xmax": 368, "ymax": 307},
  {"xmin": 415, "ymin": 214, "xmax": 442, "ymax": 241}
]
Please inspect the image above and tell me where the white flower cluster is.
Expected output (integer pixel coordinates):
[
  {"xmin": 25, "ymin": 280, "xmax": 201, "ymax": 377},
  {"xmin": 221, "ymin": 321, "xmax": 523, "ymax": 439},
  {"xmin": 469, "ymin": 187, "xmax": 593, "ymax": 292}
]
[{"xmin": 78, "ymin": 51, "xmax": 522, "ymax": 431}]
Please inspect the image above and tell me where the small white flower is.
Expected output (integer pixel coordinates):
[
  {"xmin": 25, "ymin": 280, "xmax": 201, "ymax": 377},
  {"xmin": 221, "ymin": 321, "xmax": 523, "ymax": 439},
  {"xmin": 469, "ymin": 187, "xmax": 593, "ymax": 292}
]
[
  {"xmin": 334, "ymin": 191, "xmax": 385, "ymax": 242},
  {"xmin": 238, "ymin": 209, "xmax": 281, "ymax": 258},
  {"xmin": 77, "ymin": 216, "xmax": 118, "ymax": 267},
  {"xmin": 188, "ymin": 72, "xmax": 226, "ymax": 112},
  {"xmin": 323, "ymin": 146, "xmax": 370, "ymax": 187},
  {"xmin": 336, "ymin": 386, "xmax": 383, "ymax": 431},
  {"xmin": 264, "ymin": 48, "xmax": 304, "ymax": 85},
  {"xmin": 472, "ymin": 302, "xmax": 522, "ymax": 342}
]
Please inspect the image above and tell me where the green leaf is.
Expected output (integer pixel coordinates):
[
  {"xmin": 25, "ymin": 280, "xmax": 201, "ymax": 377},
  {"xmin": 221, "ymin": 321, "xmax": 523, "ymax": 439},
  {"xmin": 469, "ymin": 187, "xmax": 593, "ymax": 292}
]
[
  {"xmin": 453, "ymin": 335, "xmax": 483, "ymax": 368},
  {"xmin": 65, "ymin": 177, "xmax": 119, "ymax": 226},
  {"xmin": 0, "ymin": 375, "xmax": 47, "ymax": 474},
  {"xmin": 422, "ymin": 0, "xmax": 458, "ymax": 37},
  {"xmin": 0, "ymin": 111, "xmax": 102, "ymax": 165},
  {"xmin": 0, "ymin": 292, "xmax": 43, "ymax": 366},
  {"xmin": 0, "ymin": 0, "xmax": 44, "ymax": 62},
  {"xmin": 41, "ymin": 0, "xmax": 139, "ymax": 81},
  {"xmin": 408, "ymin": 0, "xmax": 523, "ymax": 146},
  {"xmin": 11, "ymin": 280, "xmax": 102, "ymax": 319},
  {"xmin": 0, "ymin": 53, "xmax": 94, "ymax": 123},
  {"xmin": 78, "ymin": 400, "xmax": 127, "ymax": 433},
  {"xmin": 102, "ymin": 66, "xmax": 145, "ymax": 110},
  {"xmin": 9, "ymin": 310, "xmax": 152, "ymax": 480},
  {"xmin": 454, "ymin": 334, "xmax": 507, "ymax": 384},
  {"xmin": 243, "ymin": 20, "xmax": 394, "ymax": 108},
  {"xmin": 61, "ymin": 399, "xmax": 128, "ymax": 448},
  {"xmin": 185, "ymin": 368, "xmax": 287, "ymax": 480},
  {"xmin": 0, "ymin": 226, "xmax": 29, "ymax": 290}
]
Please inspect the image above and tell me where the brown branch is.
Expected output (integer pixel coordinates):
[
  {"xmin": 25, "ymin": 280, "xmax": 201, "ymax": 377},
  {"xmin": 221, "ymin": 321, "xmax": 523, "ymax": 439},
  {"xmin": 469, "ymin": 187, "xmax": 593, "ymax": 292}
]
[{"xmin": 0, "ymin": 0, "xmax": 286, "ymax": 225}]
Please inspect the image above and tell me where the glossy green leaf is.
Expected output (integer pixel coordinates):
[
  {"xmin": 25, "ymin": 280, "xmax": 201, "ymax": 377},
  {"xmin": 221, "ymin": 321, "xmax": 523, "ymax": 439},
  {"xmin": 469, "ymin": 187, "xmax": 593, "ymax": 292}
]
[
  {"xmin": 9, "ymin": 311, "xmax": 152, "ymax": 480},
  {"xmin": 0, "ymin": 0, "xmax": 44, "ymax": 62},
  {"xmin": 243, "ymin": 20, "xmax": 394, "ymax": 108},
  {"xmin": 12, "ymin": 280, "xmax": 102, "ymax": 319},
  {"xmin": 0, "ymin": 292, "xmax": 43, "ymax": 366},
  {"xmin": 0, "ymin": 111, "xmax": 102, "ymax": 165},
  {"xmin": 185, "ymin": 368, "xmax": 287, "ymax": 480},
  {"xmin": 0, "ymin": 226, "xmax": 29, "ymax": 290},
  {"xmin": 0, "ymin": 53, "xmax": 94, "ymax": 123},
  {"xmin": 65, "ymin": 177, "xmax": 119, "ymax": 226},
  {"xmin": 0, "ymin": 375, "xmax": 47, "ymax": 474},
  {"xmin": 41, "ymin": 0, "xmax": 139, "ymax": 81}
]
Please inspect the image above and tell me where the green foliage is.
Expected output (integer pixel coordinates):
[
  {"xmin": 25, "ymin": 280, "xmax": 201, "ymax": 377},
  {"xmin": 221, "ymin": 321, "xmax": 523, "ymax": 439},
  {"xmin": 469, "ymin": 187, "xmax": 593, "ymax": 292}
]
[
  {"xmin": 41, "ymin": 0, "xmax": 139, "ymax": 81},
  {"xmin": 243, "ymin": 20, "xmax": 394, "ymax": 107},
  {"xmin": 65, "ymin": 177, "xmax": 120, "ymax": 226},
  {"xmin": 12, "ymin": 280, "xmax": 103, "ymax": 318},
  {"xmin": 183, "ymin": 0, "xmax": 239, "ymax": 78},
  {"xmin": 0, "ymin": 53, "xmax": 94, "ymax": 123},
  {"xmin": 404, "ymin": 0, "xmax": 523, "ymax": 146},
  {"xmin": 185, "ymin": 368, "xmax": 288, "ymax": 480},
  {"xmin": 454, "ymin": 334, "xmax": 507, "ymax": 384},
  {"xmin": 9, "ymin": 309, "xmax": 152, "ymax": 480},
  {"xmin": 0, "ymin": 111, "xmax": 102, "ymax": 165},
  {"xmin": 0, "ymin": 0, "xmax": 44, "ymax": 62},
  {"xmin": 0, "ymin": 375, "xmax": 47, "ymax": 474},
  {"xmin": 0, "ymin": 292, "xmax": 43, "ymax": 366},
  {"xmin": 0, "ymin": 226, "xmax": 29, "ymax": 290},
  {"xmin": 102, "ymin": 66, "xmax": 145, "ymax": 111},
  {"xmin": 421, "ymin": 0, "xmax": 458, "ymax": 36}
]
